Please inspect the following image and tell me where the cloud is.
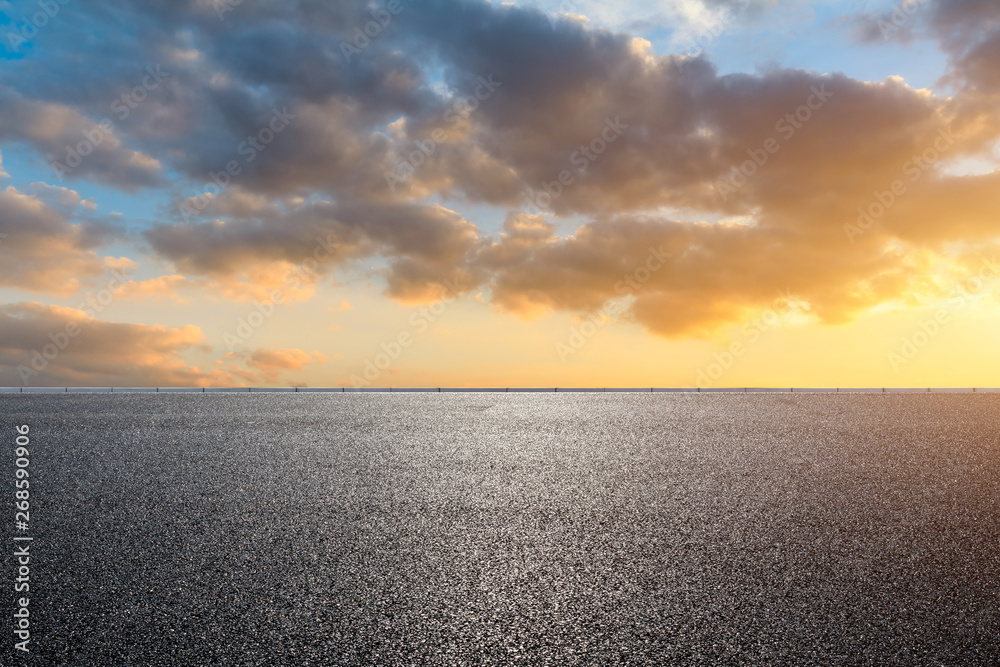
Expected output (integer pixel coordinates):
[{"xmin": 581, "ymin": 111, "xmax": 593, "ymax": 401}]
[
  {"xmin": 328, "ymin": 301, "xmax": 354, "ymax": 312},
  {"xmin": 0, "ymin": 302, "xmax": 333, "ymax": 387},
  {"xmin": 526, "ymin": 0, "xmax": 772, "ymax": 37},
  {"xmin": 242, "ymin": 347, "xmax": 325, "ymax": 383},
  {"xmin": 145, "ymin": 199, "xmax": 485, "ymax": 304},
  {"xmin": 104, "ymin": 256, "xmax": 139, "ymax": 273},
  {"xmin": 113, "ymin": 275, "xmax": 193, "ymax": 303},
  {"xmin": 102, "ymin": 0, "xmax": 1000, "ymax": 333},
  {"xmin": 0, "ymin": 87, "xmax": 165, "ymax": 190},
  {"xmin": 476, "ymin": 212, "xmax": 1000, "ymax": 337},
  {"xmin": 8, "ymin": 0, "xmax": 987, "ymax": 226},
  {"xmin": 343, "ymin": 3, "xmax": 995, "ymax": 222},
  {"xmin": 26, "ymin": 182, "xmax": 86, "ymax": 211},
  {"xmin": 0, "ymin": 149, "xmax": 8, "ymax": 178},
  {"xmin": 5, "ymin": 0, "xmax": 990, "ymax": 221},
  {"xmin": 843, "ymin": 1, "xmax": 1000, "ymax": 95},
  {"xmin": 2, "ymin": 0, "xmax": 1000, "ymax": 348},
  {"xmin": 0, "ymin": 185, "xmax": 109, "ymax": 296},
  {"xmin": 0, "ymin": 302, "xmax": 231, "ymax": 387},
  {"xmin": 927, "ymin": 0, "xmax": 1000, "ymax": 94}
]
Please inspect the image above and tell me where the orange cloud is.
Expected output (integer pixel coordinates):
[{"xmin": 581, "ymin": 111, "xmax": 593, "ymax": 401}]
[
  {"xmin": 241, "ymin": 348, "xmax": 326, "ymax": 383},
  {"xmin": 328, "ymin": 301, "xmax": 354, "ymax": 312},
  {"xmin": 477, "ymin": 212, "xmax": 1000, "ymax": 338},
  {"xmin": 113, "ymin": 275, "xmax": 193, "ymax": 303},
  {"xmin": 0, "ymin": 303, "xmax": 232, "ymax": 387},
  {"xmin": 0, "ymin": 186, "xmax": 108, "ymax": 296}
]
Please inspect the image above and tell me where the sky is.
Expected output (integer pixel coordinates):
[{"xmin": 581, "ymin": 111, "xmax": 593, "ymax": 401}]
[{"xmin": 0, "ymin": 0, "xmax": 999, "ymax": 388}]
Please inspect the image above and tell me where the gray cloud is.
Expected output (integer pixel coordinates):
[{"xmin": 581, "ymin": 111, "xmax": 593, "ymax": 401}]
[
  {"xmin": 0, "ymin": 87, "xmax": 165, "ymax": 190},
  {"xmin": 145, "ymin": 198, "xmax": 484, "ymax": 302}
]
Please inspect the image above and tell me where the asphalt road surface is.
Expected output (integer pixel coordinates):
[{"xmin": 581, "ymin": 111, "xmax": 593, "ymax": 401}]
[{"xmin": 2, "ymin": 394, "xmax": 999, "ymax": 665}]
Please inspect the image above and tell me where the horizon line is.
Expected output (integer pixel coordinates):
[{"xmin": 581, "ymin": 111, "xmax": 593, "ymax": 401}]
[{"xmin": 2, "ymin": 387, "xmax": 999, "ymax": 394}]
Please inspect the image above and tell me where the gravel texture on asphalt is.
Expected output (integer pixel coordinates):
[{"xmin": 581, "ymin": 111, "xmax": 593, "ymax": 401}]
[{"xmin": 2, "ymin": 394, "xmax": 999, "ymax": 666}]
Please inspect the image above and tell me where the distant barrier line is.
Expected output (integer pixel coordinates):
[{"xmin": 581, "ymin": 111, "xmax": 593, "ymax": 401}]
[{"xmin": 0, "ymin": 388, "xmax": 998, "ymax": 394}]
